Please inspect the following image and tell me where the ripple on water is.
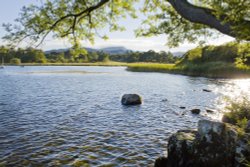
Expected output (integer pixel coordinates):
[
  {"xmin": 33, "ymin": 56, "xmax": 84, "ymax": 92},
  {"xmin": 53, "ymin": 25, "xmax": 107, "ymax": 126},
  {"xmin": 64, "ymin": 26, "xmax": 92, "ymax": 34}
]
[{"xmin": 1, "ymin": 66, "xmax": 249, "ymax": 166}]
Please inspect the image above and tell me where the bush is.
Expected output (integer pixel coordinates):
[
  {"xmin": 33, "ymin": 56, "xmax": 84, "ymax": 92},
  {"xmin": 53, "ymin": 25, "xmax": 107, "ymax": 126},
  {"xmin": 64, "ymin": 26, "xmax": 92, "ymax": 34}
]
[
  {"xmin": 237, "ymin": 42, "xmax": 250, "ymax": 66},
  {"xmin": 182, "ymin": 47, "xmax": 203, "ymax": 63},
  {"xmin": 222, "ymin": 97, "xmax": 250, "ymax": 130},
  {"xmin": 180, "ymin": 42, "xmax": 250, "ymax": 65},
  {"xmin": 10, "ymin": 58, "xmax": 21, "ymax": 65}
]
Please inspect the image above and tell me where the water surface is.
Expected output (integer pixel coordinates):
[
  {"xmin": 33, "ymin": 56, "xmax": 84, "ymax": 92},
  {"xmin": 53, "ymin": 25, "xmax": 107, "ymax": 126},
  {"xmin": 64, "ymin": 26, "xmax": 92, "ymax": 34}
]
[{"xmin": 0, "ymin": 66, "xmax": 249, "ymax": 166}]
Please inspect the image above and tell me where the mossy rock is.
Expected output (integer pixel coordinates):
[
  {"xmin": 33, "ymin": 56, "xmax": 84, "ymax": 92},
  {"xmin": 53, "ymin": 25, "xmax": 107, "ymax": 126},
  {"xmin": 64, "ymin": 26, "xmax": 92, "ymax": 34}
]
[{"xmin": 156, "ymin": 120, "xmax": 242, "ymax": 167}]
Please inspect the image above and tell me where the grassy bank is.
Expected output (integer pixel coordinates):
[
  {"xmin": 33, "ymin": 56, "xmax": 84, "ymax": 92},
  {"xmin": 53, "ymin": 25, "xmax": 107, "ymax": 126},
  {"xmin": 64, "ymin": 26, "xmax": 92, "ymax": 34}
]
[
  {"xmin": 9, "ymin": 61, "xmax": 250, "ymax": 78},
  {"xmin": 127, "ymin": 62, "xmax": 250, "ymax": 78},
  {"xmin": 127, "ymin": 63, "xmax": 177, "ymax": 72},
  {"xmin": 127, "ymin": 42, "xmax": 250, "ymax": 78}
]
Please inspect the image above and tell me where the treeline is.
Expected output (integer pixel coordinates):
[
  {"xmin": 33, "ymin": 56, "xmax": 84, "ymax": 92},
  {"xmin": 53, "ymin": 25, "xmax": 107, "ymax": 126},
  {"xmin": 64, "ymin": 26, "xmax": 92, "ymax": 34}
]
[
  {"xmin": 1, "ymin": 43, "xmax": 249, "ymax": 65},
  {"xmin": 44, "ymin": 49, "xmax": 177, "ymax": 63},
  {"xmin": 128, "ymin": 42, "xmax": 250, "ymax": 78},
  {"xmin": 0, "ymin": 46, "xmax": 110, "ymax": 64},
  {"xmin": 110, "ymin": 50, "xmax": 177, "ymax": 63},
  {"xmin": 46, "ymin": 50, "xmax": 110, "ymax": 63},
  {"xmin": 0, "ymin": 46, "xmax": 178, "ymax": 64},
  {"xmin": 0, "ymin": 46, "xmax": 47, "ymax": 64},
  {"xmin": 179, "ymin": 42, "xmax": 250, "ymax": 66}
]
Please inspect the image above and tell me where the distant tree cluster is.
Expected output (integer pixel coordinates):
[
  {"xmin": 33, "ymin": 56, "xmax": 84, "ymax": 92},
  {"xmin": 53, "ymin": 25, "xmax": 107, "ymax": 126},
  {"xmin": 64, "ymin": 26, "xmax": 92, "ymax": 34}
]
[
  {"xmin": 180, "ymin": 42, "xmax": 250, "ymax": 66},
  {"xmin": 0, "ymin": 45, "xmax": 178, "ymax": 64},
  {"xmin": 0, "ymin": 46, "xmax": 112, "ymax": 64},
  {"xmin": 46, "ymin": 49, "xmax": 177, "ymax": 63},
  {"xmin": 0, "ymin": 46, "xmax": 47, "ymax": 64},
  {"xmin": 46, "ymin": 50, "xmax": 110, "ymax": 63},
  {"xmin": 111, "ymin": 50, "xmax": 177, "ymax": 63}
]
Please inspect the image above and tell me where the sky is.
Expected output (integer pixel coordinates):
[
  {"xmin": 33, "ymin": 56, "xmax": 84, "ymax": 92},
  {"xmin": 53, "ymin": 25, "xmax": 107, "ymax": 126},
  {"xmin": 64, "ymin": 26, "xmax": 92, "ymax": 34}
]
[{"xmin": 0, "ymin": 0, "xmax": 234, "ymax": 52}]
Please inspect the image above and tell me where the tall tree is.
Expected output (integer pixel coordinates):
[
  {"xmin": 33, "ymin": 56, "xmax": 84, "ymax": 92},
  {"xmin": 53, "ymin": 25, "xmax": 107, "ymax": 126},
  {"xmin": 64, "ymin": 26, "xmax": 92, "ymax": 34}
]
[{"xmin": 2, "ymin": 0, "xmax": 250, "ymax": 48}]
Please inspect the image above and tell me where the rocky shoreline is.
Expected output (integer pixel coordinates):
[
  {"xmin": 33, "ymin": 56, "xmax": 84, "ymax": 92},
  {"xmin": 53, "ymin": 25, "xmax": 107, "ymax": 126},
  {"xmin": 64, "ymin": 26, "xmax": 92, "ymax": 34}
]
[{"xmin": 155, "ymin": 119, "xmax": 250, "ymax": 167}]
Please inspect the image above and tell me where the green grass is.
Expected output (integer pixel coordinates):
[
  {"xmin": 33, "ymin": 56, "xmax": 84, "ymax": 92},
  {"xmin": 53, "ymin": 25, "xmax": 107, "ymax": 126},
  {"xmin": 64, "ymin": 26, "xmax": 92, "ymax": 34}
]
[
  {"xmin": 127, "ymin": 63, "xmax": 177, "ymax": 72},
  {"xmin": 7, "ymin": 60, "xmax": 250, "ymax": 78},
  {"xmin": 127, "ymin": 62, "xmax": 250, "ymax": 78}
]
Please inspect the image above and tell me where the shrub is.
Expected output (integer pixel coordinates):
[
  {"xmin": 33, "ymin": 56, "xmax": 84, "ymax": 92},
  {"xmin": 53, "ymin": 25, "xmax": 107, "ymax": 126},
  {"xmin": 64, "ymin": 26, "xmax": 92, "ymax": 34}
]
[
  {"xmin": 182, "ymin": 47, "xmax": 203, "ymax": 63},
  {"xmin": 237, "ymin": 42, "xmax": 250, "ymax": 66},
  {"xmin": 222, "ymin": 97, "xmax": 250, "ymax": 130},
  {"xmin": 180, "ymin": 42, "xmax": 250, "ymax": 65},
  {"xmin": 10, "ymin": 58, "xmax": 21, "ymax": 65}
]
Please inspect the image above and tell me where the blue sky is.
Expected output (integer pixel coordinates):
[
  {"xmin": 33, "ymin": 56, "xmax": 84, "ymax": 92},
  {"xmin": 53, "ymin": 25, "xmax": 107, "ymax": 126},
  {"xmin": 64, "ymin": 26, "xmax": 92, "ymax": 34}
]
[{"xmin": 0, "ymin": 0, "xmax": 234, "ymax": 52}]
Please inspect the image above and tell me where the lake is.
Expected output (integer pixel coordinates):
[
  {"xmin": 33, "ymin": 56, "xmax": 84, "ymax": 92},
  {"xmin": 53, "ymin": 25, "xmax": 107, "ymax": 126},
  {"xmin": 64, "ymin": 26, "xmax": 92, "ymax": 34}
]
[{"xmin": 0, "ymin": 66, "xmax": 249, "ymax": 166}]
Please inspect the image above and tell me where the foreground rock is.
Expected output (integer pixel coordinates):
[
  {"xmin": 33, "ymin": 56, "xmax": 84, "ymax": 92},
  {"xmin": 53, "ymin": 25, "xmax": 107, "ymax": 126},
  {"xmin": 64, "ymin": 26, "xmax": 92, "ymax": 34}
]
[
  {"xmin": 246, "ymin": 120, "xmax": 250, "ymax": 133},
  {"xmin": 235, "ymin": 133, "xmax": 250, "ymax": 166},
  {"xmin": 121, "ymin": 94, "xmax": 142, "ymax": 105},
  {"xmin": 155, "ymin": 120, "xmax": 250, "ymax": 167}
]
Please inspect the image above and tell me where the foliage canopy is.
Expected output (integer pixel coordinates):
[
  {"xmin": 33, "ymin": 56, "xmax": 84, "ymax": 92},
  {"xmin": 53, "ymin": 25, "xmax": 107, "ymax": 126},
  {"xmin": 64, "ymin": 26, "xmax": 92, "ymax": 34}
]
[{"xmin": 2, "ymin": 0, "xmax": 250, "ymax": 48}]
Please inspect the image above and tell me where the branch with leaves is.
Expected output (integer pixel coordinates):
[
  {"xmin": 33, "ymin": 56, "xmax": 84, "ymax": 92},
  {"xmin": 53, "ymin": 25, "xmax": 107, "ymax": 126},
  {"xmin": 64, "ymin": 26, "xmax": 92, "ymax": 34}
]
[{"xmin": 2, "ymin": 0, "xmax": 250, "ymax": 49}]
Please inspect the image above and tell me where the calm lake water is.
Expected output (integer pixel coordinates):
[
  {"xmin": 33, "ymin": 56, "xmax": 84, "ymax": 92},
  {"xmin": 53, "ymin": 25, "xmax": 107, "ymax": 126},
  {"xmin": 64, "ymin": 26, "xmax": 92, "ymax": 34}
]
[{"xmin": 0, "ymin": 66, "xmax": 250, "ymax": 166}]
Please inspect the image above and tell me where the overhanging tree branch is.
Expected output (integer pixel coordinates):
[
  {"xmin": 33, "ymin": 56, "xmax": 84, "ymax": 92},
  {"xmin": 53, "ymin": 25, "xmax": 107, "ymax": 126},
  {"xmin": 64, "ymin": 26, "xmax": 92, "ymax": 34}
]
[
  {"xmin": 32, "ymin": 0, "xmax": 111, "ymax": 47},
  {"xmin": 168, "ymin": 0, "xmax": 250, "ymax": 39},
  {"xmin": 49, "ymin": 0, "xmax": 110, "ymax": 33},
  {"xmin": 3, "ymin": 0, "xmax": 250, "ymax": 48}
]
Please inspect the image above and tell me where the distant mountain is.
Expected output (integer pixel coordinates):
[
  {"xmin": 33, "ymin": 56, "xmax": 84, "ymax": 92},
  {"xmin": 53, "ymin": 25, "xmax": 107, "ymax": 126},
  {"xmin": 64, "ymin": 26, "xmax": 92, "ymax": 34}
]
[
  {"xmin": 45, "ymin": 47, "xmax": 185, "ymax": 56},
  {"xmin": 45, "ymin": 46, "xmax": 131, "ymax": 55},
  {"xmin": 45, "ymin": 48, "xmax": 70, "ymax": 54},
  {"xmin": 99, "ymin": 47, "xmax": 131, "ymax": 55},
  {"xmin": 84, "ymin": 47, "xmax": 98, "ymax": 53},
  {"xmin": 172, "ymin": 52, "xmax": 185, "ymax": 57}
]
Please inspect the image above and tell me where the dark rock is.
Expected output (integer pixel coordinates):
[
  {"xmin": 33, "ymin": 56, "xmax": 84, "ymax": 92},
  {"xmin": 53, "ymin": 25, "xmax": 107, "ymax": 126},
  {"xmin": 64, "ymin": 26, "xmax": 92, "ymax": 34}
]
[
  {"xmin": 155, "ymin": 120, "xmax": 240, "ymax": 167},
  {"xmin": 203, "ymin": 89, "xmax": 212, "ymax": 92},
  {"xmin": 198, "ymin": 120, "xmax": 237, "ymax": 142},
  {"xmin": 222, "ymin": 115, "xmax": 229, "ymax": 123},
  {"xmin": 121, "ymin": 94, "xmax": 142, "ymax": 105},
  {"xmin": 206, "ymin": 109, "xmax": 215, "ymax": 113},
  {"xmin": 235, "ymin": 133, "xmax": 250, "ymax": 166},
  {"xmin": 222, "ymin": 115, "xmax": 233, "ymax": 124},
  {"xmin": 154, "ymin": 157, "xmax": 168, "ymax": 167},
  {"xmin": 191, "ymin": 109, "xmax": 201, "ymax": 114},
  {"xmin": 166, "ymin": 130, "xmax": 197, "ymax": 167},
  {"xmin": 246, "ymin": 120, "xmax": 250, "ymax": 133},
  {"xmin": 180, "ymin": 106, "xmax": 186, "ymax": 109},
  {"xmin": 195, "ymin": 120, "xmax": 238, "ymax": 167}
]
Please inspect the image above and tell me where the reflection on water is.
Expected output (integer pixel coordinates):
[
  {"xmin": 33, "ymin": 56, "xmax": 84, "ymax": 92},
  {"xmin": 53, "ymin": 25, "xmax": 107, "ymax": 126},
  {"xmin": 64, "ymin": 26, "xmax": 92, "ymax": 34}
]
[
  {"xmin": 0, "ymin": 66, "xmax": 250, "ymax": 166},
  {"xmin": 211, "ymin": 79, "xmax": 250, "ymax": 113},
  {"xmin": 222, "ymin": 79, "xmax": 250, "ymax": 97},
  {"xmin": 17, "ymin": 70, "xmax": 107, "ymax": 74}
]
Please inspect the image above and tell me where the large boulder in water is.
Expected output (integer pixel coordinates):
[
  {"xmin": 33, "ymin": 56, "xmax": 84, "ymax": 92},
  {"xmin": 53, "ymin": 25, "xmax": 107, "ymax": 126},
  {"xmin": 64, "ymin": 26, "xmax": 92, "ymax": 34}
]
[{"xmin": 121, "ymin": 94, "xmax": 142, "ymax": 105}]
